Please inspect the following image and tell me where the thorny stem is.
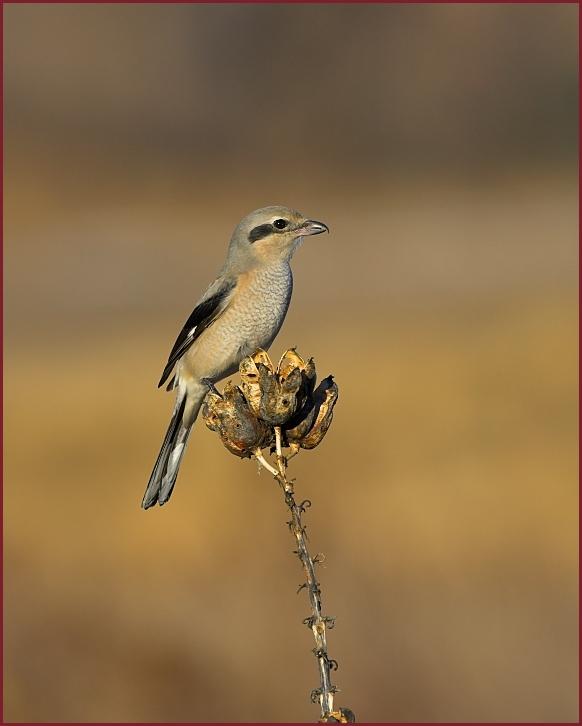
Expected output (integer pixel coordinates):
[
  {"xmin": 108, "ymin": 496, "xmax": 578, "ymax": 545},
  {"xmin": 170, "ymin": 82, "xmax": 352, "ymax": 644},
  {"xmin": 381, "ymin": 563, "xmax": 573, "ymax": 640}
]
[{"xmin": 256, "ymin": 430, "xmax": 338, "ymax": 720}]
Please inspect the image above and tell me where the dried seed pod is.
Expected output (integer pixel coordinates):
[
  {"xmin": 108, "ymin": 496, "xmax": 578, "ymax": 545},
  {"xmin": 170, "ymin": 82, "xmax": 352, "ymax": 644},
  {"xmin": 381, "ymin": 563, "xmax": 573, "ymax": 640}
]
[
  {"xmin": 277, "ymin": 348, "xmax": 317, "ymax": 395},
  {"xmin": 239, "ymin": 349, "xmax": 276, "ymax": 417},
  {"xmin": 202, "ymin": 383, "xmax": 273, "ymax": 458},
  {"xmin": 284, "ymin": 375, "xmax": 334, "ymax": 444},
  {"xmin": 239, "ymin": 356, "xmax": 263, "ymax": 417},
  {"xmin": 283, "ymin": 396, "xmax": 318, "ymax": 444},
  {"xmin": 286, "ymin": 376, "xmax": 338, "ymax": 450},
  {"xmin": 202, "ymin": 391, "xmax": 223, "ymax": 432},
  {"xmin": 302, "ymin": 357, "xmax": 317, "ymax": 392},
  {"xmin": 220, "ymin": 349, "xmax": 338, "ymax": 451},
  {"xmin": 251, "ymin": 348, "xmax": 275, "ymax": 372},
  {"xmin": 257, "ymin": 365, "xmax": 303, "ymax": 425},
  {"xmin": 277, "ymin": 348, "xmax": 309, "ymax": 379},
  {"xmin": 239, "ymin": 349, "xmax": 309, "ymax": 426}
]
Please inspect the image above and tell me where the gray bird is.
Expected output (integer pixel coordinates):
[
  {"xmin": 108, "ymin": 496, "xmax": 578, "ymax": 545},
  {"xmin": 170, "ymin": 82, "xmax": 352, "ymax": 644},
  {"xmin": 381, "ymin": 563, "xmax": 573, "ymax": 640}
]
[{"xmin": 142, "ymin": 206, "xmax": 329, "ymax": 509}]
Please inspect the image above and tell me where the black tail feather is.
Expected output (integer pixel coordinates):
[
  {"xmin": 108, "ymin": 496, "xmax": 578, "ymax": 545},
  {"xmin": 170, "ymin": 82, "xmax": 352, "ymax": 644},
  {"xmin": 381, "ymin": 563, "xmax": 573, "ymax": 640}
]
[{"xmin": 142, "ymin": 396, "xmax": 188, "ymax": 509}]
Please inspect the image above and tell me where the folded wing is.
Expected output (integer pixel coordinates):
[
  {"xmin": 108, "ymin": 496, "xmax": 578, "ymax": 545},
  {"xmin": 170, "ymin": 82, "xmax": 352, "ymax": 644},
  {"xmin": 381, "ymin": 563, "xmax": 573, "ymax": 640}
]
[{"xmin": 158, "ymin": 278, "xmax": 236, "ymax": 388}]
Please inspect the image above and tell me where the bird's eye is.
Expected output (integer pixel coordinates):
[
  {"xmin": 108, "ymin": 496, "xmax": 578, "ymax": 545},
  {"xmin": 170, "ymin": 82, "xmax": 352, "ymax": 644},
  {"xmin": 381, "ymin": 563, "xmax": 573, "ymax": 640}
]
[{"xmin": 273, "ymin": 219, "xmax": 288, "ymax": 230}]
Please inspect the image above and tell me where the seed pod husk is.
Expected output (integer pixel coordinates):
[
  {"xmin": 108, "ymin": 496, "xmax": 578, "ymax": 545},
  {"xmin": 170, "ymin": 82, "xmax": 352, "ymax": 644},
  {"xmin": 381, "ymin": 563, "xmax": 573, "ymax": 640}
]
[
  {"xmin": 202, "ymin": 383, "xmax": 273, "ymax": 457},
  {"xmin": 285, "ymin": 376, "xmax": 338, "ymax": 450},
  {"xmin": 278, "ymin": 348, "xmax": 316, "ymax": 396},
  {"xmin": 257, "ymin": 365, "xmax": 303, "ymax": 425}
]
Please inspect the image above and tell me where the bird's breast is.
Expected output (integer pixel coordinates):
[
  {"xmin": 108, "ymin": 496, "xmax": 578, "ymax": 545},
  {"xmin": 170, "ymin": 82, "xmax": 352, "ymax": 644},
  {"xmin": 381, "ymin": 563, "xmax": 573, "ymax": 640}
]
[
  {"xmin": 183, "ymin": 264, "xmax": 293, "ymax": 381},
  {"xmin": 227, "ymin": 264, "xmax": 293, "ymax": 349}
]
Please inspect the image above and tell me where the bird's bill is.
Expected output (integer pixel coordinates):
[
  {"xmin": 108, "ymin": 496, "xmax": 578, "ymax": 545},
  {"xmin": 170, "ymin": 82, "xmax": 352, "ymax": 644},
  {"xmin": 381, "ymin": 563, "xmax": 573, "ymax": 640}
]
[{"xmin": 294, "ymin": 219, "xmax": 329, "ymax": 236}]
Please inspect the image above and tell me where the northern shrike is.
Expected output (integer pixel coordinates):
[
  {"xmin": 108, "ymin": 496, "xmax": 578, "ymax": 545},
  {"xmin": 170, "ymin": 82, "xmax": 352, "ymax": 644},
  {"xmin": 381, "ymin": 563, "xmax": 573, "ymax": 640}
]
[{"xmin": 142, "ymin": 206, "xmax": 328, "ymax": 509}]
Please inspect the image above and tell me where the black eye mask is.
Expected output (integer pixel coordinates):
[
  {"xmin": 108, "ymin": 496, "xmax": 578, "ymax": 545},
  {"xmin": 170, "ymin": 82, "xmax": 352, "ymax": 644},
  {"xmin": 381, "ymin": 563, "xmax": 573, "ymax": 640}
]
[{"xmin": 248, "ymin": 223, "xmax": 274, "ymax": 243}]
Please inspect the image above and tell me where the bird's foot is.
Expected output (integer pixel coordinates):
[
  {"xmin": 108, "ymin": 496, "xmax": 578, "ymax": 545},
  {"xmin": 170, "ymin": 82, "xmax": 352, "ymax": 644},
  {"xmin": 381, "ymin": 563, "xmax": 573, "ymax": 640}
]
[{"xmin": 202, "ymin": 378, "xmax": 222, "ymax": 398}]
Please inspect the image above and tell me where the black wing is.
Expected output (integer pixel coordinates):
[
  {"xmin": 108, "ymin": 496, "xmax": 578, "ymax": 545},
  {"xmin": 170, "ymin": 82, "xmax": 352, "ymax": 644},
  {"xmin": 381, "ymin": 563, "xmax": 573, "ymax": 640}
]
[{"xmin": 158, "ymin": 280, "xmax": 235, "ymax": 388}]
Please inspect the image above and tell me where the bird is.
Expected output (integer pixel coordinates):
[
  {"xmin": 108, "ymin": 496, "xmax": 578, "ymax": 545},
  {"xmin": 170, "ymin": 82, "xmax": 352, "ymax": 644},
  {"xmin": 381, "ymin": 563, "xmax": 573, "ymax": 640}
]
[{"xmin": 142, "ymin": 206, "xmax": 329, "ymax": 509}]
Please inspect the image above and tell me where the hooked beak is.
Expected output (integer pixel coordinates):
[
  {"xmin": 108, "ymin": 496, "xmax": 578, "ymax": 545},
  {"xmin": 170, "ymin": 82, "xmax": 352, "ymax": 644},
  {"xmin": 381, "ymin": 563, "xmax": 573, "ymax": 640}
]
[{"xmin": 294, "ymin": 219, "xmax": 329, "ymax": 237}]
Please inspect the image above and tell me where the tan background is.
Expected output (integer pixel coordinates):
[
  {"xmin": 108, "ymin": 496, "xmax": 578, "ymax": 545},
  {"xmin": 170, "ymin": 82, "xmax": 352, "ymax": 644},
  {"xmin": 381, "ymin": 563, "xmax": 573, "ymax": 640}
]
[{"xmin": 4, "ymin": 4, "xmax": 578, "ymax": 722}]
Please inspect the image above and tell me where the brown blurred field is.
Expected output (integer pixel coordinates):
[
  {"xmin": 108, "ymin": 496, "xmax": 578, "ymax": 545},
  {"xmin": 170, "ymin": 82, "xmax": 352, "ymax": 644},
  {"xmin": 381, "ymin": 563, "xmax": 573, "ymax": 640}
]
[{"xmin": 3, "ymin": 4, "xmax": 579, "ymax": 723}]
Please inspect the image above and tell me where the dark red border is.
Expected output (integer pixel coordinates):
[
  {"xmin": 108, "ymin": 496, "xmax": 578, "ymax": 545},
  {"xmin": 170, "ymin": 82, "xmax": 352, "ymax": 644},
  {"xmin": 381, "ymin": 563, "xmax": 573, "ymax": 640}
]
[
  {"xmin": 1, "ymin": 0, "xmax": 580, "ymax": 4},
  {"xmin": 1, "ymin": 1, "xmax": 579, "ymax": 725}
]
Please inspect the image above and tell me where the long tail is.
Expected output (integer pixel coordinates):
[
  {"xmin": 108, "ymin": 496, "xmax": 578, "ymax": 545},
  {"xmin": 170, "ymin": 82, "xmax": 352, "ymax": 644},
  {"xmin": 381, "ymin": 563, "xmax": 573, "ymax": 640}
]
[{"xmin": 142, "ymin": 391, "xmax": 202, "ymax": 509}]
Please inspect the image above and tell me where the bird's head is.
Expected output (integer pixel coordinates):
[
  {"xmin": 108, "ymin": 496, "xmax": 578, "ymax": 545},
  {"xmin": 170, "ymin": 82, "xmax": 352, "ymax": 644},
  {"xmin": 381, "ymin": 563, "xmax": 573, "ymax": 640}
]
[{"xmin": 227, "ymin": 206, "xmax": 329, "ymax": 269}]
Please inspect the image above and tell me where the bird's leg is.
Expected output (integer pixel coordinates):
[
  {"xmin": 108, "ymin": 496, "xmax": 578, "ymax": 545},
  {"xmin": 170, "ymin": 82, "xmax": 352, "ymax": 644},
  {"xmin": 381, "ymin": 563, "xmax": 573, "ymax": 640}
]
[{"xmin": 201, "ymin": 377, "xmax": 222, "ymax": 398}]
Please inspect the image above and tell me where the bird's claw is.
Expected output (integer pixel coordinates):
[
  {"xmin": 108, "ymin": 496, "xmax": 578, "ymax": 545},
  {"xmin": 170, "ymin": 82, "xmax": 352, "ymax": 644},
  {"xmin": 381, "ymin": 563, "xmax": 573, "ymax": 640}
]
[{"xmin": 202, "ymin": 378, "xmax": 222, "ymax": 397}]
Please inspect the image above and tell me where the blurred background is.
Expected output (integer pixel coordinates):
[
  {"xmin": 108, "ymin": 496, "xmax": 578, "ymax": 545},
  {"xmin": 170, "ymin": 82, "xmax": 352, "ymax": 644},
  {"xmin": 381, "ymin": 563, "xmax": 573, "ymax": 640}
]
[{"xmin": 3, "ymin": 3, "xmax": 578, "ymax": 722}]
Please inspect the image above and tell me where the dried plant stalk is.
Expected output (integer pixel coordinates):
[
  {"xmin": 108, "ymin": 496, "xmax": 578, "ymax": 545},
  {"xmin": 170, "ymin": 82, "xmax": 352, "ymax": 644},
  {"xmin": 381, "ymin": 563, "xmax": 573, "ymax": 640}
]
[
  {"xmin": 258, "ymin": 425, "xmax": 338, "ymax": 718},
  {"xmin": 203, "ymin": 349, "xmax": 354, "ymax": 723}
]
